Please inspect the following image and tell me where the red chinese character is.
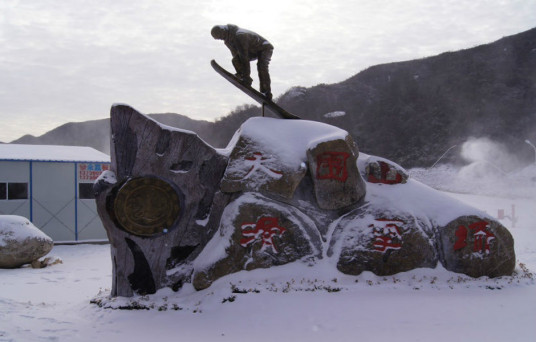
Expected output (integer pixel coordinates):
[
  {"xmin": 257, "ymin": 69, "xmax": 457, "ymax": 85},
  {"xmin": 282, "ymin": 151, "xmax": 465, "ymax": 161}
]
[
  {"xmin": 79, "ymin": 164, "xmax": 87, "ymax": 171},
  {"xmin": 369, "ymin": 219, "xmax": 403, "ymax": 253},
  {"xmin": 244, "ymin": 152, "xmax": 283, "ymax": 179},
  {"xmin": 240, "ymin": 217, "xmax": 287, "ymax": 253},
  {"xmin": 316, "ymin": 152, "xmax": 350, "ymax": 182},
  {"xmin": 453, "ymin": 221, "xmax": 495, "ymax": 254}
]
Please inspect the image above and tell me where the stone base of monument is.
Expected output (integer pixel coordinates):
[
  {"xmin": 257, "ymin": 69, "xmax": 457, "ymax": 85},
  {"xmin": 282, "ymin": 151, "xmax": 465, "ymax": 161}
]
[{"xmin": 95, "ymin": 105, "xmax": 515, "ymax": 297}]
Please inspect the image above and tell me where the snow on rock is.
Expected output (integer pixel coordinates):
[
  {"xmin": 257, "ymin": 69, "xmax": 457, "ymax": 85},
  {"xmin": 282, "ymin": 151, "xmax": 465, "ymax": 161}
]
[
  {"xmin": 327, "ymin": 201, "xmax": 437, "ymax": 276},
  {"xmin": 235, "ymin": 117, "xmax": 349, "ymax": 167},
  {"xmin": 96, "ymin": 170, "xmax": 117, "ymax": 184},
  {"xmin": 220, "ymin": 132, "xmax": 308, "ymax": 199},
  {"xmin": 360, "ymin": 153, "xmax": 409, "ymax": 184},
  {"xmin": 0, "ymin": 215, "xmax": 53, "ymax": 268},
  {"xmin": 193, "ymin": 192, "xmax": 322, "ymax": 290},
  {"xmin": 349, "ymin": 159, "xmax": 516, "ymax": 278},
  {"xmin": 221, "ymin": 117, "xmax": 365, "ymax": 207}
]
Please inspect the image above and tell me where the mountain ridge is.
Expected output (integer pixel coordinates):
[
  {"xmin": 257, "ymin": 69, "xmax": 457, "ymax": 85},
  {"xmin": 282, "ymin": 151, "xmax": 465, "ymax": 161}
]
[{"xmin": 9, "ymin": 27, "xmax": 536, "ymax": 168}]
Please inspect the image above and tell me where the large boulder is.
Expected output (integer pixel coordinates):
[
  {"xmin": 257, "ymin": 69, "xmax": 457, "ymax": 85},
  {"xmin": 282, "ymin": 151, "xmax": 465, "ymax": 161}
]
[
  {"xmin": 328, "ymin": 205, "xmax": 437, "ymax": 276},
  {"xmin": 220, "ymin": 135, "xmax": 307, "ymax": 199},
  {"xmin": 0, "ymin": 215, "xmax": 53, "ymax": 268},
  {"xmin": 438, "ymin": 215, "xmax": 515, "ymax": 278},
  {"xmin": 307, "ymin": 135, "xmax": 366, "ymax": 210},
  {"xmin": 221, "ymin": 117, "xmax": 366, "ymax": 209},
  {"xmin": 192, "ymin": 192, "xmax": 322, "ymax": 290}
]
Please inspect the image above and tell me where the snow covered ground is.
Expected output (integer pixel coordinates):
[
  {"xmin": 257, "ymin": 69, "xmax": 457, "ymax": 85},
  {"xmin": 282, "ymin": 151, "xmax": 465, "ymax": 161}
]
[{"xmin": 1, "ymin": 166, "xmax": 535, "ymax": 342}]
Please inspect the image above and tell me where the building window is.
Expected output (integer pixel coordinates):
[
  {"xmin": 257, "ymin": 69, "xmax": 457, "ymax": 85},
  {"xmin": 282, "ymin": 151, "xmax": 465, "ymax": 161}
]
[
  {"xmin": 79, "ymin": 183, "xmax": 95, "ymax": 199},
  {"xmin": 7, "ymin": 183, "xmax": 28, "ymax": 200},
  {"xmin": 0, "ymin": 183, "xmax": 6, "ymax": 200}
]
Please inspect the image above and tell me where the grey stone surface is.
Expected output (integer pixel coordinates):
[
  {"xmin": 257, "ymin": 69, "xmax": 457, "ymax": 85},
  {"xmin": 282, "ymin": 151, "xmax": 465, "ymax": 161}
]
[
  {"xmin": 193, "ymin": 193, "xmax": 322, "ymax": 290},
  {"xmin": 220, "ymin": 136, "xmax": 306, "ymax": 199},
  {"xmin": 95, "ymin": 105, "xmax": 230, "ymax": 296},
  {"xmin": 328, "ymin": 206, "xmax": 437, "ymax": 276},
  {"xmin": 438, "ymin": 215, "xmax": 515, "ymax": 278},
  {"xmin": 307, "ymin": 135, "xmax": 366, "ymax": 210}
]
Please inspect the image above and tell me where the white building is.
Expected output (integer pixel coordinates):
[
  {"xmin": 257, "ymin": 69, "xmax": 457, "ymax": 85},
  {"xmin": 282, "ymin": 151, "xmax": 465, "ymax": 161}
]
[{"xmin": 0, "ymin": 144, "xmax": 110, "ymax": 241}]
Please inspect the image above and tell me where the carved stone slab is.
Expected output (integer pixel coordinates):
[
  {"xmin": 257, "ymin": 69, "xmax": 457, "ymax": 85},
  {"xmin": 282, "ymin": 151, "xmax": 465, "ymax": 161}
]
[{"xmin": 95, "ymin": 105, "xmax": 229, "ymax": 296}]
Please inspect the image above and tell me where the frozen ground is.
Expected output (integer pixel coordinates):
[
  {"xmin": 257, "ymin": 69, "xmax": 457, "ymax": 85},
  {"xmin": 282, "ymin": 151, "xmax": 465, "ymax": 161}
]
[{"xmin": 1, "ymin": 167, "xmax": 535, "ymax": 342}]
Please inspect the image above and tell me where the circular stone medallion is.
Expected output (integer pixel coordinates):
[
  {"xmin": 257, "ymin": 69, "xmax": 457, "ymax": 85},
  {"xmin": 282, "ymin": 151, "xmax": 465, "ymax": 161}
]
[{"xmin": 113, "ymin": 177, "xmax": 180, "ymax": 236}]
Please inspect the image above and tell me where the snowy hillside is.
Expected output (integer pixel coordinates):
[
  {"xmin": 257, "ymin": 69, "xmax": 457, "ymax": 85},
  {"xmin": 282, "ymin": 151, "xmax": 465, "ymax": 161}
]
[{"xmin": 0, "ymin": 165, "xmax": 535, "ymax": 342}]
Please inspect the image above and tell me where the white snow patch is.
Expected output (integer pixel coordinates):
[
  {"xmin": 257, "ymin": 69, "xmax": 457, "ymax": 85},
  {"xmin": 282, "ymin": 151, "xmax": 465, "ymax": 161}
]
[
  {"xmin": 95, "ymin": 170, "xmax": 117, "ymax": 184},
  {"xmin": 365, "ymin": 178, "xmax": 488, "ymax": 226},
  {"xmin": 194, "ymin": 192, "xmax": 322, "ymax": 271},
  {"xmin": 0, "ymin": 144, "xmax": 109, "ymax": 162},
  {"xmin": 0, "ymin": 215, "xmax": 51, "ymax": 247},
  {"xmin": 235, "ymin": 117, "xmax": 348, "ymax": 168}
]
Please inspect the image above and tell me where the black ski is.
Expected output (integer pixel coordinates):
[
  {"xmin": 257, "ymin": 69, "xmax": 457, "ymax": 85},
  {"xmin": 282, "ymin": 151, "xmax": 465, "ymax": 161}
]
[{"xmin": 211, "ymin": 59, "xmax": 301, "ymax": 120}]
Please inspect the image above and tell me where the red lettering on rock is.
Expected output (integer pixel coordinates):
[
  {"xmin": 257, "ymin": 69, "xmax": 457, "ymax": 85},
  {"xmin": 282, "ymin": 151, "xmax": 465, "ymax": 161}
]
[
  {"xmin": 316, "ymin": 152, "xmax": 350, "ymax": 182},
  {"xmin": 240, "ymin": 217, "xmax": 287, "ymax": 253},
  {"xmin": 453, "ymin": 221, "xmax": 495, "ymax": 254}
]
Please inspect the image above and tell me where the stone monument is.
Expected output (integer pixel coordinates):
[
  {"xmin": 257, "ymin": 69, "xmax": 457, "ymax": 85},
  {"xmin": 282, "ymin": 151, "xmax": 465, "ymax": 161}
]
[{"xmin": 94, "ymin": 104, "xmax": 515, "ymax": 297}]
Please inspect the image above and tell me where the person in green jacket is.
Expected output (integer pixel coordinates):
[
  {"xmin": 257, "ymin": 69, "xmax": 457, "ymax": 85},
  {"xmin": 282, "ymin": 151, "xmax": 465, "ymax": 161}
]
[{"xmin": 211, "ymin": 24, "xmax": 274, "ymax": 100}]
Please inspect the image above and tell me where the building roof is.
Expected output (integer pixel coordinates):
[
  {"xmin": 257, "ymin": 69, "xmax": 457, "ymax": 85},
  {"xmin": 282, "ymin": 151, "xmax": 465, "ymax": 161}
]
[{"xmin": 0, "ymin": 144, "xmax": 110, "ymax": 163}]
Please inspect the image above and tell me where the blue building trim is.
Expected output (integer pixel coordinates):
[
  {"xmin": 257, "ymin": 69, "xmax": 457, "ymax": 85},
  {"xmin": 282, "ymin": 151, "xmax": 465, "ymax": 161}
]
[{"xmin": 29, "ymin": 161, "xmax": 33, "ymax": 221}]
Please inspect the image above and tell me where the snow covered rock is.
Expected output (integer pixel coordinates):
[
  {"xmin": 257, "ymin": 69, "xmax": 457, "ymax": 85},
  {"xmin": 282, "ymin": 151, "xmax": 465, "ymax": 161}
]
[
  {"xmin": 328, "ymin": 205, "xmax": 437, "ymax": 276},
  {"xmin": 363, "ymin": 156, "xmax": 409, "ymax": 184},
  {"xmin": 192, "ymin": 193, "xmax": 322, "ymax": 290},
  {"xmin": 221, "ymin": 117, "xmax": 366, "ymax": 208},
  {"xmin": 220, "ymin": 136, "xmax": 307, "ymax": 199},
  {"xmin": 0, "ymin": 215, "xmax": 53, "ymax": 268},
  {"xmin": 438, "ymin": 215, "xmax": 515, "ymax": 278}
]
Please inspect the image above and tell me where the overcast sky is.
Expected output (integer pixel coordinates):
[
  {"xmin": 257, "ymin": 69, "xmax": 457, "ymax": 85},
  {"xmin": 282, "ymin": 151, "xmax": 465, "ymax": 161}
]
[{"xmin": 1, "ymin": 0, "xmax": 535, "ymax": 143}]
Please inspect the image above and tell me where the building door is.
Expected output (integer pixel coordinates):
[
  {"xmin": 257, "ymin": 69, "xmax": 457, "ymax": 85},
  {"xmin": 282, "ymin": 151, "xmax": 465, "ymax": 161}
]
[{"xmin": 32, "ymin": 162, "xmax": 76, "ymax": 241}]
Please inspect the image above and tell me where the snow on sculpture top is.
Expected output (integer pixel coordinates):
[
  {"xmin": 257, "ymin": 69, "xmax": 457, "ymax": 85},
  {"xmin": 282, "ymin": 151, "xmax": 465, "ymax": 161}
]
[{"xmin": 227, "ymin": 117, "xmax": 350, "ymax": 166}]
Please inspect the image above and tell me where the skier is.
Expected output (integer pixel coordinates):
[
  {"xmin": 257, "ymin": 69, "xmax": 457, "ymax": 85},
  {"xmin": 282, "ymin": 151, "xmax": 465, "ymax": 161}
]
[{"xmin": 211, "ymin": 24, "xmax": 274, "ymax": 100}]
